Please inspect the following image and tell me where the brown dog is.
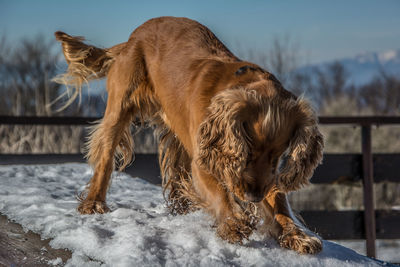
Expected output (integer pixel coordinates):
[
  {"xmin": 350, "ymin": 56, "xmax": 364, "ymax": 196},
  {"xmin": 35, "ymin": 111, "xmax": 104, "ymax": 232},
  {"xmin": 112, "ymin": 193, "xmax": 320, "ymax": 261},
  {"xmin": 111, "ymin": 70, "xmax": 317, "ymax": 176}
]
[{"xmin": 54, "ymin": 16, "xmax": 324, "ymax": 254}]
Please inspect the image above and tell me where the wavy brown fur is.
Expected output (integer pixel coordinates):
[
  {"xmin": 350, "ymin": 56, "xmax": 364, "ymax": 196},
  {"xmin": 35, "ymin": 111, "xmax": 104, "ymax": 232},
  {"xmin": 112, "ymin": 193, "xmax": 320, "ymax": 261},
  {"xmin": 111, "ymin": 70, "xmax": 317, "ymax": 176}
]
[
  {"xmin": 53, "ymin": 32, "xmax": 125, "ymax": 109},
  {"xmin": 84, "ymin": 118, "xmax": 135, "ymax": 172},
  {"xmin": 197, "ymin": 89, "xmax": 323, "ymax": 196},
  {"xmin": 54, "ymin": 17, "xmax": 324, "ymax": 254},
  {"xmin": 196, "ymin": 89, "xmax": 252, "ymax": 190},
  {"xmin": 156, "ymin": 118, "xmax": 203, "ymax": 214},
  {"xmin": 277, "ymin": 98, "xmax": 324, "ymax": 192}
]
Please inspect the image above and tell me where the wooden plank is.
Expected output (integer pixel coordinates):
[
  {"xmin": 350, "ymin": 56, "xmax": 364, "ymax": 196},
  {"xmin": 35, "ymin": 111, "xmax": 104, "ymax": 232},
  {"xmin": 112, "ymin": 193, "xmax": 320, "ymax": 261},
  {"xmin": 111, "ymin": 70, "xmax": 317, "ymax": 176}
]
[
  {"xmin": 373, "ymin": 154, "xmax": 400, "ymax": 182},
  {"xmin": 375, "ymin": 210, "xmax": 400, "ymax": 239},
  {"xmin": 300, "ymin": 210, "xmax": 364, "ymax": 239},
  {"xmin": 300, "ymin": 210, "xmax": 400, "ymax": 240},
  {"xmin": 0, "ymin": 154, "xmax": 86, "ymax": 164},
  {"xmin": 361, "ymin": 125, "xmax": 376, "ymax": 258},
  {"xmin": 126, "ymin": 154, "xmax": 161, "ymax": 185},
  {"xmin": 311, "ymin": 154, "xmax": 362, "ymax": 184},
  {"xmin": 311, "ymin": 154, "xmax": 400, "ymax": 183},
  {"xmin": 0, "ymin": 116, "xmax": 99, "ymax": 125},
  {"xmin": 319, "ymin": 116, "xmax": 400, "ymax": 125},
  {"xmin": 0, "ymin": 154, "xmax": 162, "ymax": 185}
]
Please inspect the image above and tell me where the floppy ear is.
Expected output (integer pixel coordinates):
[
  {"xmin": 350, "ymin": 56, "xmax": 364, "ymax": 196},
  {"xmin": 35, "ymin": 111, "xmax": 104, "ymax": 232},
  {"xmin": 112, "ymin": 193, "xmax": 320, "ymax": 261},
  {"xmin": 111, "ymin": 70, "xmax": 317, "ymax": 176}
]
[
  {"xmin": 278, "ymin": 98, "xmax": 324, "ymax": 192},
  {"xmin": 196, "ymin": 89, "xmax": 252, "ymax": 182}
]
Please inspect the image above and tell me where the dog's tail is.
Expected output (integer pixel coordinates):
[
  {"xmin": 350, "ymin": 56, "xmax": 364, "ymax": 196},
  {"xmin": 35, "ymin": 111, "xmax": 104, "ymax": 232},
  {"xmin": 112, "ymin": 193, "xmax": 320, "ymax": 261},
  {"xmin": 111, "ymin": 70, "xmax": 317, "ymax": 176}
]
[{"xmin": 52, "ymin": 31, "xmax": 126, "ymax": 110}]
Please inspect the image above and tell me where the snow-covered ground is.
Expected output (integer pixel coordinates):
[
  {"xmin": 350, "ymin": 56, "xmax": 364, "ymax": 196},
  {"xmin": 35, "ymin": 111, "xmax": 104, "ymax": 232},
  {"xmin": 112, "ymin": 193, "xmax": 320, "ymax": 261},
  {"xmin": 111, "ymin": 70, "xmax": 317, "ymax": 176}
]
[
  {"xmin": 0, "ymin": 163, "xmax": 394, "ymax": 266},
  {"xmin": 334, "ymin": 240, "xmax": 400, "ymax": 264}
]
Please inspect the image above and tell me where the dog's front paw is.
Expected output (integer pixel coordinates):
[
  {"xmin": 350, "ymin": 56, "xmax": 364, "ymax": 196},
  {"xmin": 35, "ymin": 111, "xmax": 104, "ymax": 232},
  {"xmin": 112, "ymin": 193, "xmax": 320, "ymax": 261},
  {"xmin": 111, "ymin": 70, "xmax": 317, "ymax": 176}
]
[
  {"xmin": 217, "ymin": 217, "xmax": 253, "ymax": 244},
  {"xmin": 278, "ymin": 227, "xmax": 322, "ymax": 254},
  {"xmin": 78, "ymin": 200, "xmax": 110, "ymax": 214}
]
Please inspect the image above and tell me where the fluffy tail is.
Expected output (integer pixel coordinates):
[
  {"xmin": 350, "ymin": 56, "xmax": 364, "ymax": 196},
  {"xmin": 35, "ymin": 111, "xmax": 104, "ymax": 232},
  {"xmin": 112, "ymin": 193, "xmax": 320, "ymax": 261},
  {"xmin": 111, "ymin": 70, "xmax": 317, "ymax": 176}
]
[{"xmin": 52, "ymin": 31, "xmax": 126, "ymax": 109}]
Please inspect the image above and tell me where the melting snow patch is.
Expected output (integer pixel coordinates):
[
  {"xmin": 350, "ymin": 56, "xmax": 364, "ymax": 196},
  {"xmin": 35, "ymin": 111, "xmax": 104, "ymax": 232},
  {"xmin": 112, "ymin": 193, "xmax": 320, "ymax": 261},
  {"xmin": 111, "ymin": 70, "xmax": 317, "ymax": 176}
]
[
  {"xmin": 0, "ymin": 163, "xmax": 391, "ymax": 266},
  {"xmin": 48, "ymin": 257, "xmax": 63, "ymax": 266}
]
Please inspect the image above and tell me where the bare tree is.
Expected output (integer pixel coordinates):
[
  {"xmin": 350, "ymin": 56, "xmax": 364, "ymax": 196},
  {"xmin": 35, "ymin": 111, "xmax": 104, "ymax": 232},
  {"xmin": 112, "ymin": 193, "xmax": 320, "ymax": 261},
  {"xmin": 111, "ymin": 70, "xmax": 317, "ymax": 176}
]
[
  {"xmin": 358, "ymin": 72, "xmax": 400, "ymax": 115},
  {"xmin": 0, "ymin": 35, "xmax": 62, "ymax": 116},
  {"xmin": 311, "ymin": 61, "xmax": 353, "ymax": 105},
  {"xmin": 267, "ymin": 35, "xmax": 301, "ymax": 85},
  {"xmin": 238, "ymin": 35, "xmax": 303, "ymax": 88}
]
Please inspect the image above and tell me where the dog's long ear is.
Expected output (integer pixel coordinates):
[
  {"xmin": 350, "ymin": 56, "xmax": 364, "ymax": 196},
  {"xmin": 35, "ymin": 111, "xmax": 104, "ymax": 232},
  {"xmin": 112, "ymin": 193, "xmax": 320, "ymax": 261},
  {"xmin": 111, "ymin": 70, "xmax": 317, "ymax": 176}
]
[
  {"xmin": 196, "ymin": 89, "xmax": 253, "ymax": 182},
  {"xmin": 278, "ymin": 98, "xmax": 324, "ymax": 192}
]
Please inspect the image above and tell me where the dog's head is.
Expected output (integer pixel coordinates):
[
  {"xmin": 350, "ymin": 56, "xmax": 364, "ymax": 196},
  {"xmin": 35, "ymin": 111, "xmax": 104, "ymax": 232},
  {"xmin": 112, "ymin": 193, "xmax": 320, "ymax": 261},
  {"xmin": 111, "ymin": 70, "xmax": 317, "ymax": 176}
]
[{"xmin": 196, "ymin": 88, "xmax": 323, "ymax": 202}]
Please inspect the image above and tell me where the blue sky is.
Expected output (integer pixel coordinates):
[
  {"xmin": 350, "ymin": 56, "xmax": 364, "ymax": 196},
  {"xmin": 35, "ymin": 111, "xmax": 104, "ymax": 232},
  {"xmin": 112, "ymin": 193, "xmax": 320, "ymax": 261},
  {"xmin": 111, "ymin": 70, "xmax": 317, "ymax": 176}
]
[{"xmin": 1, "ymin": 0, "xmax": 399, "ymax": 64}]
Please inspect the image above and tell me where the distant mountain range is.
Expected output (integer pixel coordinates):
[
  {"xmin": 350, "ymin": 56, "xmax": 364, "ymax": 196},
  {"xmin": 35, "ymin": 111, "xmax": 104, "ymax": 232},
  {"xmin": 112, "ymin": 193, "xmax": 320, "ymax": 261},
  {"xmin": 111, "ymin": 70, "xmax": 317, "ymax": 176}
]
[{"xmin": 298, "ymin": 49, "xmax": 400, "ymax": 86}]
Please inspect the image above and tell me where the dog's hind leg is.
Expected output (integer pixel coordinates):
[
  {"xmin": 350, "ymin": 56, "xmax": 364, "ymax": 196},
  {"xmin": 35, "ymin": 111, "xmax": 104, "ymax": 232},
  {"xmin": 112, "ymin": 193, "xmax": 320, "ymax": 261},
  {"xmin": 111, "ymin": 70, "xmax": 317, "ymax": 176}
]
[
  {"xmin": 78, "ymin": 93, "xmax": 133, "ymax": 214},
  {"xmin": 78, "ymin": 50, "xmax": 145, "ymax": 214}
]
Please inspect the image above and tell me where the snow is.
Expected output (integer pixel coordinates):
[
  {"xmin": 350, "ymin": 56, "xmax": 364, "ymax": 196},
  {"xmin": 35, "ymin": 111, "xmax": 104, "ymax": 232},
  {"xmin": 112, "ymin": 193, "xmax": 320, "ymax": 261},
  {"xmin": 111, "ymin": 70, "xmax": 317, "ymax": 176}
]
[
  {"xmin": 334, "ymin": 240, "xmax": 400, "ymax": 264},
  {"xmin": 378, "ymin": 50, "xmax": 399, "ymax": 63},
  {"xmin": 0, "ymin": 163, "xmax": 393, "ymax": 266},
  {"xmin": 49, "ymin": 257, "xmax": 63, "ymax": 266}
]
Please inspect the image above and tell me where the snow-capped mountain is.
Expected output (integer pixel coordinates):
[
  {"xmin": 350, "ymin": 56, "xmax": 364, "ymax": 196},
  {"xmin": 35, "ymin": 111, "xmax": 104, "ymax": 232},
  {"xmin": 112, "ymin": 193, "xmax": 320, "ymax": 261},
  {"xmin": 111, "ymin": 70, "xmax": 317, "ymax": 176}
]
[
  {"xmin": 299, "ymin": 49, "xmax": 400, "ymax": 86},
  {"xmin": 341, "ymin": 49, "xmax": 400, "ymax": 85}
]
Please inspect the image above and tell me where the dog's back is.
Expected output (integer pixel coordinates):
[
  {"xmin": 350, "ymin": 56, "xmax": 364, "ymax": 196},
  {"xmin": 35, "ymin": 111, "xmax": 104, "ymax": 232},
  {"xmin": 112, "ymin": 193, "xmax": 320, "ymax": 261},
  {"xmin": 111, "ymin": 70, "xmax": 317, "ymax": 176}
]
[
  {"xmin": 54, "ymin": 17, "xmax": 235, "ymax": 95},
  {"xmin": 54, "ymin": 16, "xmax": 286, "ymax": 157},
  {"xmin": 129, "ymin": 17, "xmax": 236, "ymax": 59}
]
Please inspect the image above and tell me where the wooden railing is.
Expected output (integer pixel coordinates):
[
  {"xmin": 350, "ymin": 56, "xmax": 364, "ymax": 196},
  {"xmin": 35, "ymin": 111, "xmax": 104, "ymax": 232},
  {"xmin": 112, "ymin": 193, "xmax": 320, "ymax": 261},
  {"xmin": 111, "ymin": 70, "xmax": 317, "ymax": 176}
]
[
  {"xmin": 318, "ymin": 116, "xmax": 400, "ymax": 258},
  {"xmin": 1, "ymin": 115, "xmax": 400, "ymax": 258}
]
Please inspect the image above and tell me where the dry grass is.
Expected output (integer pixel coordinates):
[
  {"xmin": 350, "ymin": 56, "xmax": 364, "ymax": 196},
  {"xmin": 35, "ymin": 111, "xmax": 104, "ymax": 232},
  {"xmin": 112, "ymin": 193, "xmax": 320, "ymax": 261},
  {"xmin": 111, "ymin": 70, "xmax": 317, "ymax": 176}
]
[
  {"xmin": 289, "ymin": 182, "xmax": 400, "ymax": 211},
  {"xmin": 0, "ymin": 124, "xmax": 157, "ymax": 154}
]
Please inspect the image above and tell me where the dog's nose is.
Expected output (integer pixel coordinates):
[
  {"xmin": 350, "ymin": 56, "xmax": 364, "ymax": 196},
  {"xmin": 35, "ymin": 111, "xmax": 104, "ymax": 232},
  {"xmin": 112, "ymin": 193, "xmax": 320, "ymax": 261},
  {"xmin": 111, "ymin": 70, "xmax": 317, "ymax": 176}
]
[{"xmin": 244, "ymin": 192, "xmax": 264, "ymax": 203}]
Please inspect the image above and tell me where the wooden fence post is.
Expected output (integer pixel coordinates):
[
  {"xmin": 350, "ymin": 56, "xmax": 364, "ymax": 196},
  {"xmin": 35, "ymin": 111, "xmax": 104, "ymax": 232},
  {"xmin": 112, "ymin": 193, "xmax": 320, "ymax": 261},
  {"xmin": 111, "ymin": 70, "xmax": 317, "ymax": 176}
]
[{"xmin": 361, "ymin": 125, "xmax": 376, "ymax": 258}]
